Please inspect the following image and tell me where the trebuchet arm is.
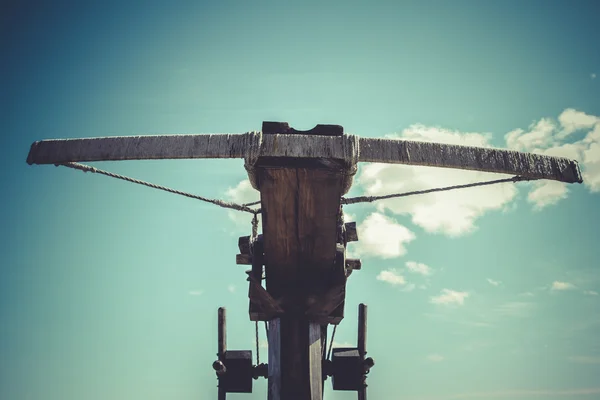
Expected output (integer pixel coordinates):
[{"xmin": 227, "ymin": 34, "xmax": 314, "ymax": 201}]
[{"xmin": 26, "ymin": 132, "xmax": 583, "ymax": 184}]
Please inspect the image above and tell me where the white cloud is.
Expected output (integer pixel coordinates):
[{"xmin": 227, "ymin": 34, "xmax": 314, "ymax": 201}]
[
  {"xmin": 431, "ymin": 289, "xmax": 469, "ymax": 306},
  {"xmin": 406, "ymin": 261, "xmax": 432, "ymax": 276},
  {"xmin": 504, "ymin": 118, "xmax": 557, "ymax": 151},
  {"xmin": 354, "ymin": 213, "xmax": 415, "ymax": 258},
  {"xmin": 376, "ymin": 269, "xmax": 406, "ymax": 286},
  {"xmin": 552, "ymin": 281, "xmax": 575, "ymax": 291},
  {"xmin": 225, "ymin": 180, "xmax": 260, "ymax": 229},
  {"xmin": 426, "ymin": 353, "xmax": 444, "ymax": 362},
  {"xmin": 502, "ymin": 109, "xmax": 600, "ymax": 204},
  {"xmin": 527, "ymin": 181, "xmax": 569, "ymax": 210},
  {"xmin": 558, "ymin": 108, "xmax": 599, "ymax": 137},
  {"xmin": 592, "ymin": 73, "xmax": 597, "ymax": 79},
  {"xmin": 188, "ymin": 290, "xmax": 203, "ymax": 296},
  {"xmin": 403, "ymin": 283, "xmax": 417, "ymax": 292},
  {"xmin": 358, "ymin": 126, "xmax": 518, "ymax": 237},
  {"xmin": 519, "ymin": 292, "xmax": 535, "ymax": 297},
  {"xmin": 486, "ymin": 278, "xmax": 501, "ymax": 286},
  {"xmin": 584, "ymin": 290, "xmax": 599, "ymax": 296},
  {"xmin": 582, "ymin": 142, "xmax": 600, "ymax": 191},
  {"xmin": 228, "ymin": 284, "xmax": 236, "ymax": 293},
  {"xmin": 226, "ymin": 179, "xmax": 259, "ymax": 204}
]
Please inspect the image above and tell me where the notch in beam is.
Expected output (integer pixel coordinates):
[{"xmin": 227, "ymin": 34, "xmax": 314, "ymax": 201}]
[{"xmin": 262, "ymin": 121, "xmax": 343, "ymax": 136}]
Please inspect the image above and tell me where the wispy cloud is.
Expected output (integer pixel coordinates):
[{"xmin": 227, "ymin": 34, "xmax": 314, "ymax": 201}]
[
  {"xmin": 406, "ymin": 261, "xmax": 433, "ymax": 276},
  {"xmin": 189, "ymin": 290, "xmax": 203, "ymax": 296},
  {"xmin": 424, "ymin": 313, "xmax": 491, "ymax": 328},
  {"xmin": 584, "ymin": 290, "xmax": 598, "ymax": 296},
  {"xmin": 426, "ymin": 353, "xmax": 444, "ymax": 362},
  {"xmin": 494, "ymin": 301, "xmax": 534, "ymax": 318},
  {"xmin": 228, "ymin": 284, "xmax": 236, "ymax": 293},
  {"xmin": 376, "ymin": 269, "xmax": 406, "ymax": 286},
  {"xmin": 592, "ymin": 73, "xmax": 597, "ymax": 79},
  {"xmin": 486, "ymin": 278, "xmax": 501, "ymax": 286},
  {"xmin": 552, "ymin": 281, "xmax": 575, "ymax": 291},
  {"xmin": 431, "ymin": 289, "xmax": 469, "ymax": 306},
  {"xmin": 519, "ymin": 292, "xmax": 535, "ymax": 297},
  {"xmin": 462, "ymin": 341, "xmax": 493, "ymax": 352}
]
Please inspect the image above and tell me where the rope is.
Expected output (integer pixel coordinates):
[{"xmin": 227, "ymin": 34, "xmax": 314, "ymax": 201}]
[
  {"xmin": 244, "ymin": 131, "xmax": 263, "ymax": 169},
  {"xmin": 342, "ymin": 175, "xmax": 535, "ymax": 205},
  {"xmin": 251, "ymin": 214, "xmax": 259, "ymax": 240},
  {"xmin": 58, "ymin": 162, "xmax": 261, "ymax": 214},
  {"xmin": 327, "ymin": 325, "xmax": 337, "ymax": 361},
  {"xmin": 57, "ymin": 163, "xmax": 535, "ymax": 214},
  {"xmin": 343, "ymin": 134, "xmax": 360, "ymax": 171}
]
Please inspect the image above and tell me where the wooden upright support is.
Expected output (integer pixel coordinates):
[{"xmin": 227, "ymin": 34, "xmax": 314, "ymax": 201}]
[
  {"xmin": 358, "ymin": 304, "xmax": 367, "ymax": 400},
  {"xmin": 218, "ymin": 307, "xmax": 227, "ymax": 400},
  {"xmin": 252, "ymin": 123, "xmax": 354, "ymax": 400},
  {"xmin": 267, "ymin": 318, "xmax": 322, "ymax": 400}
]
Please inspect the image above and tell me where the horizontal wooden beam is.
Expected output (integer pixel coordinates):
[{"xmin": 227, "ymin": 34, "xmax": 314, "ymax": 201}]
[
  {"xmin": 27, "ymin": 133, "xmax": 583, "ymax": 183},
  {"xmin": 26, "ymin": 134, "xmax": 251, "ymax": 164},
  {"xmin": 358, "ymin": 138, "xmax": 583, "ymax": 184}
]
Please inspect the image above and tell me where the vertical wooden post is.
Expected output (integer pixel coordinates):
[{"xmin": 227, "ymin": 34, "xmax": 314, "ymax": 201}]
[
  {"xmin": 267, "ymin": 318, "xmax": 323, "ymax": 400},
  {"xmin": 320, "ymin": 324, "xmax": 328, "ymax": 394},
  {"xmin": 358, "ymin": 304, "xmax": 367, "ymax": 400},
  {"xmin": 308, "ymin": 322, "xmax": 323, "ymax": 400},
  {"xmin": 268, "ymin": 318, "xmax": 281, "ymax": 400},
  {"xmin": 218, "ymin": 307, "xmax": 227, "ymax": 400},
  {"xmin": 254, "ymin": 129, "xmax": 351, "ymax": 400},
  {"xmin": 358, "ymin": 304, "xmax": 366, "ymax": 357}
]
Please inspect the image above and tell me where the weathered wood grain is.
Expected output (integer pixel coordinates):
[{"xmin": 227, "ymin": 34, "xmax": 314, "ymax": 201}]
[
  {"xmin": 308, "ymin": 322, "xmax": 323, "ymax": 400},
  {"xmin": 359, "ymin": 137, "xmax": 583, "ymax": 183},
  {"xmin": 247, "ymin": 275, "xmax": 284, "ymax": 320},
  {"xmin": 268, "ymin": 319, "xmax": 281, "ymax": 400},
  {"xmin": 257, "ymin": 157, "xmax": 345, "ymax": 399},
  {"xmin": 258, "ymin": 166, "xmax": 344, "ymax": 306},
  {"xmin": 26, "ymin": 134, "xmax": 250, "ymax": 164},
  {"xmin": 344, "ymin": 222, "xmax": 358, "ymax": 243},
  {"xmin": 27, "ymin": 133, "xmax": 582, "ymax": 183},
  {"xmin": 358, "ymin": 304, "xmax": 367, "ymax": 400},
  {"xmin": 217, "ymin": 307, "xmax": 227, "ymax": 400},
  {"xmin": 236, "ymin": 254, "xmax": 252, "ymax": 265}
]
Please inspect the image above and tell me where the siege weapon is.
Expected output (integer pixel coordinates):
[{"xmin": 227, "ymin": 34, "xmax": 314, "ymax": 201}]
[{"xmin": 26, "ymin": 121, "xmax": 583, "ymax": 400}]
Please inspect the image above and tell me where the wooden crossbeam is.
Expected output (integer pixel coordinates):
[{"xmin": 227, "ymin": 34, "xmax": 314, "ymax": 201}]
[{"xmin": 27, "ymin": 133, "xmax": 582, "ymax": 183}]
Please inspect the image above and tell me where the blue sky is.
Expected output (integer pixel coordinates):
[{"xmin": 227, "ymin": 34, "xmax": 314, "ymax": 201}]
[{"xmin": 2, "ymin": 1, "xmax": 600, "ymax": 399}]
